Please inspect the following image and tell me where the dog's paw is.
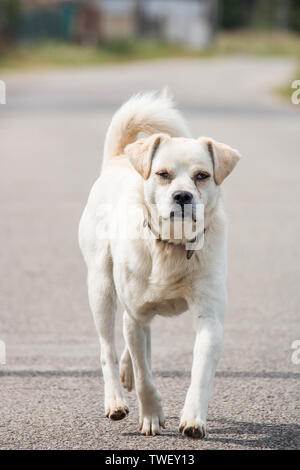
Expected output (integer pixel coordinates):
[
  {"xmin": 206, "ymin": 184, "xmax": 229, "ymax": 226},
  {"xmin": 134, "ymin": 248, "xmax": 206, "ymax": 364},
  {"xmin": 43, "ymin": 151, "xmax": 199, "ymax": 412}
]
[
  {"xmin": 139, "ymin": 413, "xmax": 165, "ymax": 436},
  {"xmin": 120, "ymin": 349, "xmax": 135, "ymax": 392},
  {"xmin": 179, "ymin": 417, "xmax": 206, "ymax": 439},
  {"xmin": 105, "ymin": 392, "xmax": 129, "ymax": 421},
  {"xmin": 106, "ymin": 404, "xmax": 129, "ymax": 421}
]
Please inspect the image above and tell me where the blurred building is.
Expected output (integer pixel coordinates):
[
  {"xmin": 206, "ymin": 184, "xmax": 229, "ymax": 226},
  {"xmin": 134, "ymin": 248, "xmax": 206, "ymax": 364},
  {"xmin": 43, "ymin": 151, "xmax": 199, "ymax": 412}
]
[
  {"xmin": 18, "ymin": 0, "xmax": 101, "ymax": 44},
  {"xmin": 100, "ymin": 0, "xmax": 219, "ymax": 48},
  {"xmin": 100, "ymin": 0, "xmax": 137, "ymax": 41},
  {"xmin": 1, "ymin": 0, "xmax": 299, "ymax": 47},
  {"xmin": 2, "ymin": 0, "xmax": 219, "ymax": 48}
]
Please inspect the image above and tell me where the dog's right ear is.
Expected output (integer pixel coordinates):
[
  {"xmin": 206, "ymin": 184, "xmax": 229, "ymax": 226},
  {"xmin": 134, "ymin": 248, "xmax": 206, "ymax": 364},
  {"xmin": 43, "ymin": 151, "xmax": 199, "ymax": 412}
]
[{"xmin": 125, "ymin": 133, "xmax": 167, "ymax": 180}]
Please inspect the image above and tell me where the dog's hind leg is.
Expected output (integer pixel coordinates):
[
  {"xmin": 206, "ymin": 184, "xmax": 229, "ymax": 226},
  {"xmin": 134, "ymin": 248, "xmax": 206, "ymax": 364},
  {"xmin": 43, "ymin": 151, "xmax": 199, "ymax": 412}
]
[
  {"xmin": 120, "ymin": 344, "xmax": 134, "ymax": 392},
  {"xmin": 88, "ymin": 250, "xmax": 129, "ymax": 421},
  {"xmin": 120, "ymin": 319, "xmax": 151, "ymax": 392}
]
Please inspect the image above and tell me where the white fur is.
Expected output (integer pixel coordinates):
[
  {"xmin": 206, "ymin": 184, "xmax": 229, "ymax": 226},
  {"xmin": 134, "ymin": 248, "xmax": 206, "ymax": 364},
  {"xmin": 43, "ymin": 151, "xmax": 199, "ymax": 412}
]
[
  {"xmin": 102, "ymin": 90, "xmax": 191, "ymax": 165},
  {"xmin": 79, "ymin": 91, "xmax": 240, "ymax": 438}
]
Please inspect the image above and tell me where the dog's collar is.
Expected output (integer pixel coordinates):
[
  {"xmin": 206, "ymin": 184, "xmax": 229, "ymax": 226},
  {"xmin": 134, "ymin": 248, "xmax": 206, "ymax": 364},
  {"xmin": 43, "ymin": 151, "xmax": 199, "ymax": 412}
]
[{"xmin": 144, "ymin": 220, "xmax": 207, "ymax": 260}]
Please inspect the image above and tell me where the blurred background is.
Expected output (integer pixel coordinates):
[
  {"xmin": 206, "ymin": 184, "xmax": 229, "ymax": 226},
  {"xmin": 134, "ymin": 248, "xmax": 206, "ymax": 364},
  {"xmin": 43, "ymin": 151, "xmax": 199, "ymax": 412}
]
[
  {"xmin": 0, "ymin": 1, "xmax": 300, "ymax": 71},
  {"xmin": 0, "ymin": 0, "xmax": 299, "ymax": 451}
]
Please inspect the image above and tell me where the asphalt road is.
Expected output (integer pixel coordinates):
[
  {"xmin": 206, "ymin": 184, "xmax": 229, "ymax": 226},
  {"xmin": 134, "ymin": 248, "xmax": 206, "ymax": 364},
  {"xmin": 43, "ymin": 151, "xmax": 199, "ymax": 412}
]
[{"xmin": 0, "ymin": 57, "xmax": 299, "ymax": 450}]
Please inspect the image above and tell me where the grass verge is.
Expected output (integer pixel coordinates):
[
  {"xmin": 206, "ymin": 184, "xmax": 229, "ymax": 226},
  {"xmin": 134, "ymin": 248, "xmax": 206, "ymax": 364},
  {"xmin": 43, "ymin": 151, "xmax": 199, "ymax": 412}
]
[
  {"xmin": 0, "ymin": 31, "xmax": 300, "ymax": 73},
  {"xmin": 0, "ymin": 39, "xmax": 215, "ymax": 72},
  {"xmin": 215, "ymin": 30, "xmax": 300, "ymax": 57},
  {"xmin": 0, "ymin": 31, "xmax": 299, "ymax": 103}
]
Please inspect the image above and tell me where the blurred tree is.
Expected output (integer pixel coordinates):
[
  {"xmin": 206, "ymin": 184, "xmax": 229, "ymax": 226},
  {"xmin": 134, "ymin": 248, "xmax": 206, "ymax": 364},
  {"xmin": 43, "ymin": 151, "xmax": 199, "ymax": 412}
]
[
  {"xmin": 0, "ymin": 0, "xmax": 21, "ymax": 45},
  {"xmin": 220, "ymin": 0, "xmax": 299, "ymax": 31},
  {"xmin": 206, "ymin": 0, "xmax": 220, "ymax": 35},
  {"xmin": 134, "ymin": 0, "xmax": 143, "ymax": 35},
  {"xmin": 251, "ymin": 0, "xmax": 274, "ymax": 28},
  {"xmin": 220, "ymin": 0, "xmax": 256, "ymax": 29},
  {"xmin": 274, "ymin": 0, "xmax": 291, "ymax": 29},
  {"xmin": 220, "ymin": 0, "xmax": 241, "ymax": 29},
  {"xmin": 289, "ymin": 0, "xmax": 300, "ymax": 31}
]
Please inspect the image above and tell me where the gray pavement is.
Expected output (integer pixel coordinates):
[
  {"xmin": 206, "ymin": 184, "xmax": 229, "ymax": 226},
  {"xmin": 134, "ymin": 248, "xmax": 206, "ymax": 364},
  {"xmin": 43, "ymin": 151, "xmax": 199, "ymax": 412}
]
[{"xmin": 0, "ymin": 57, "xmax": 299, "ymax": 450}]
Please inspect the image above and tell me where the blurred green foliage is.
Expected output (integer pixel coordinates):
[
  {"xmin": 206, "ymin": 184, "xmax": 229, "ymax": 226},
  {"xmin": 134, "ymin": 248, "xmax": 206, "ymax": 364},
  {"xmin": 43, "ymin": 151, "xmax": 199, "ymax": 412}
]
[
  {"xmin": 220, "ymin": 0, "xmax": 253, "ymax": 29},
  {"xmin": 220, "ymin": 0, "xmax": 300, "ymax": 31},
  {"xmin": 0, "ymin": 0, "xmax": 21, "ymax": 44},
  {"xmin": 1, "ymin": 31, "xmax": 299, "ymax": 73},
  {"xmin": 0, "ymin": 0, "xmax": 299, "ymax": 73},
  {"xmin": 100, "ymin": 39, "xmax": 136, "ymax": 56},
  {"xmin": 290, "ymin": 0, "xmax": 300, "ymax": 31},
  {"xmin": 0, "ymin": 39, "xmax": 215, "ymax": 72}
]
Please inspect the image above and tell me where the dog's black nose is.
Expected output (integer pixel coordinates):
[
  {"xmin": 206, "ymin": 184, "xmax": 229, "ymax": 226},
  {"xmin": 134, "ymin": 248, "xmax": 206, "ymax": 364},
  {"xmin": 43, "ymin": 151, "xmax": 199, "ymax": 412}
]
[{"xmin": 172, "ymin": 191, "xmax": 193, "ymax": 206}]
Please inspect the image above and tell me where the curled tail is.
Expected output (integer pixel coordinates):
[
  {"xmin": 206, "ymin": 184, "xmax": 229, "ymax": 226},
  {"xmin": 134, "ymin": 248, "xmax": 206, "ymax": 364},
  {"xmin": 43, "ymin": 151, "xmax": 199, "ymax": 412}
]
[{"xmin": 102, "ymin": 90, "xmax": 191, "ymax": 166}]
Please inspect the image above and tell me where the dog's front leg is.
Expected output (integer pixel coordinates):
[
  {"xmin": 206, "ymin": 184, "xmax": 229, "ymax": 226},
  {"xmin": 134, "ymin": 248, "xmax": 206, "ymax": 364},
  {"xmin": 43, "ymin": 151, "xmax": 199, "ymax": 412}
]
[
  {"xmin": 180, "ymin": 294, "xmax": 225, "ymax": 439},
  {"xmin": 123, "ymin": 311, "xmax": 165, "ymax": 436}
]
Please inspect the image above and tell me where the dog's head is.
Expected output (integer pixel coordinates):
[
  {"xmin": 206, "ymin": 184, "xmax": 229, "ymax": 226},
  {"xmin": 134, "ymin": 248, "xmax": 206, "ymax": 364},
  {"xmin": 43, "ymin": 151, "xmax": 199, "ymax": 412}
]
[{"xmin": 125, "ymin": 134, "xmax": 240, "ymax": 244}]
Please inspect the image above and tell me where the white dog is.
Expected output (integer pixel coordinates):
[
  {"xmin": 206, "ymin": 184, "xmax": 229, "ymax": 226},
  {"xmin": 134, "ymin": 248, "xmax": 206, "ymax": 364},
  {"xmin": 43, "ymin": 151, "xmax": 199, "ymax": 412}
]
[{"xmin": 79, "ymin": 91, "xmax": 240, "ymax": 439}]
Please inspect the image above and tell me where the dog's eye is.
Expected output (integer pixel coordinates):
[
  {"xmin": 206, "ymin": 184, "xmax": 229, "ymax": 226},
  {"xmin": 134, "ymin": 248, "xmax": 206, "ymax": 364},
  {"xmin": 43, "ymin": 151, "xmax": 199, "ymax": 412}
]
[
  {"xmin": 194, "ymin": 172, "xmax": 210, "ymax": 181},
  {"xmin": 157, "ymin": 171, "xmax": 171, "ymax": 180}
]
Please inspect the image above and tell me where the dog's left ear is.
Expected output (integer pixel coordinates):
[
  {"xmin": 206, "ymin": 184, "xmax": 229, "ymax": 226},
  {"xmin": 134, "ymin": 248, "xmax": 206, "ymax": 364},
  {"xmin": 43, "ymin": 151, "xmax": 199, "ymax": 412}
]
[
  {"xmin": 199, "ymin": 137, "xmax": 241, "ymax": 185},
  {"xmin": 125, "ymin": 133, "xmax": 168, "ymax": 180}
]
